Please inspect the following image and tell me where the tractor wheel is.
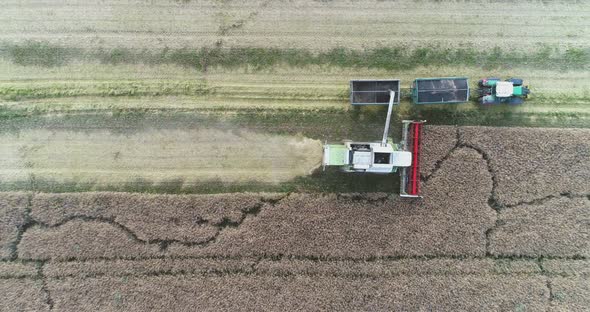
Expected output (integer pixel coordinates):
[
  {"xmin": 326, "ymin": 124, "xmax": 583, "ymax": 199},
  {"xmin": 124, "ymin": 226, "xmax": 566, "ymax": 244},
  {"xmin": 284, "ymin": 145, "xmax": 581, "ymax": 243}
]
[
  {"xmin": 480, "ymin": 78, "xmax": 500, "ymax": 87},
  {"xmin": 478, "ymin": 87, "xmax": 492, "ymax": 96},
  {"xmin": 507, "ymin": 78, "xmax": 523, "ymax": 86},
  {"xmin": 508, "ymin": 97, "xmax": 524, "ymax": 105},
  {"xmin": 479, "ymin": 97, "xmax": 491, "ymax": 105}
]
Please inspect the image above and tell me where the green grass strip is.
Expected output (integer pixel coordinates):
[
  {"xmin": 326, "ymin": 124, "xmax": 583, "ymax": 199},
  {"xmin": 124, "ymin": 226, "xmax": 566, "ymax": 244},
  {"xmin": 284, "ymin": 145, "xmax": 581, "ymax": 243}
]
[{"xmin": 1, "ymin": 41, "xmax": 588, "ymax": 71}]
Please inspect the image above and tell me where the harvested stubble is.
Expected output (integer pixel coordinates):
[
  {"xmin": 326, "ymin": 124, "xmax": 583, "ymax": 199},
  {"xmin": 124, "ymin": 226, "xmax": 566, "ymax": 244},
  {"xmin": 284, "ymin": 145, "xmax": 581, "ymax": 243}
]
[
  {"xmin": 45, "ymin": 274, "xmax": 548, "ymax": 311},
  {"xmin": 0, "ymin": 278, "xmax": 50, "ymax": 312},
  {"xmin": 0, "ymin": 128, "xmax": 322, "ymax": 187},
  {"xmin": 459, "ymin": 127, "xmax": 590, "ymax": 206},
  {"xmin": 489, "ymin": 196, "xmax": 590, "ymax": 257},
  {"xmin": 0, "ymin": 261, "xmax": 37, "ymax": 278},
  {"xmin": 255, "ymin": 258, "xmax": 540, "ymax": 278},
  {"xmin": 18, "ymin": 220, "xmax": 161, "ymax": 260},
  {"xmin": 0, "ymin": 192, "xmax": 29, "ymax": 259},
  {"xmin": 31, "ymin": 192, "xmax": 268, "ymax": 243},
  {"xmin": 3, "ymin": 0, "xmax": 588, "ymax": 52},
  {"xmin": 169, "ymin": 148, "xmax": 495, "ymax": 259},
  {"xmin": 420, "ymin": 125, "xmax": 457, "ymax": 178},
  {"xmin": 44, "ymin": 258, "xmax": 256, "ymax": 279},
  {"xmin": 549, "ymin": 277, "xmax": 590, "ymax": 312}
]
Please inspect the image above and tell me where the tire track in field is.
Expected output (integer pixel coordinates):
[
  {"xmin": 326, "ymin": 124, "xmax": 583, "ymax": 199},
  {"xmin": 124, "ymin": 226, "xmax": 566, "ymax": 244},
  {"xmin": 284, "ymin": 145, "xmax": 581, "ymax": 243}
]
[
  {"xmin": 209, "ymin": 0, "xmax": 271, "ymax": 48},
  {"xmin": 13, "ymin": 193, "xmax": 288, "ymax": 260},
  {"xmin": 4, "ymin": 255, "xmax": 587, "ymax": 311},
  {"xmin": 421, "ymin": 126, "xmax": 590, "ymax": 258}
]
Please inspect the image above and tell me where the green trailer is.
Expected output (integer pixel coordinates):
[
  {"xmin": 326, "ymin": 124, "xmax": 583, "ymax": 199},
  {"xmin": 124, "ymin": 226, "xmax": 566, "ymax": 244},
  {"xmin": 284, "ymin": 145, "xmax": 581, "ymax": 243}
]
[{"xmin": 411, "ymin": 77, "xmax": 470, "ymax": 104}]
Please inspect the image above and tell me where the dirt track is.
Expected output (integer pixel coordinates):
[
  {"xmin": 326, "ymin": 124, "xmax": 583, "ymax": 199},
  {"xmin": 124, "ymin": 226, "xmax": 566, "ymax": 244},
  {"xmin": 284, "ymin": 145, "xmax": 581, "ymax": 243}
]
[{"xmin": 1, "ymin": 126, "xmax": 589, "ymax": 311}]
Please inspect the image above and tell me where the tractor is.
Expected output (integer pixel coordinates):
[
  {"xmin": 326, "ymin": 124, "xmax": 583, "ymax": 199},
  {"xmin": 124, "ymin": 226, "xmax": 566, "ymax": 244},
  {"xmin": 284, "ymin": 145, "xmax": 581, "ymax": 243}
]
[{"xmin": 477, "ymin": 78, "xmax": 530, "ymax": 105}]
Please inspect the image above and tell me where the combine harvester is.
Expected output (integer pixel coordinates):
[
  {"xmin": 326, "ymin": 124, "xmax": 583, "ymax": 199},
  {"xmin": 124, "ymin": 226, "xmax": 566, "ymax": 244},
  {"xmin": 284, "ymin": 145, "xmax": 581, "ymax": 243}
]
[
  {"xmin": 322, "ymin": 76, "xmax": 530, "ymax": 197},
  {"xmin": 323, "ymin": 80, "xmax": 425, "ymax": 198},
  {"xmin": 477, "ymin": 77, "xmax": 530, "ymax": 105}
]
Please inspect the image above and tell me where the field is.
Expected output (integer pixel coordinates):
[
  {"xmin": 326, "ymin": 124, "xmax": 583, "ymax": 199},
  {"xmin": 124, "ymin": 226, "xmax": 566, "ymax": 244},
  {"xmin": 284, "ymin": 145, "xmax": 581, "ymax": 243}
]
[
  {"xmin": 1, "ymin": 0, "xmax": 589, "ymax": 129},
  {"xmin": 4, "ymin": 0, "xmax": 589, "ymax": 50},
  {"xmin": 2, "ymin": 126, "xmax": 589, "ymax": 310},
  {"xmin": 1, "ymin": 0, "xmax": 589, "ymax": 310}
]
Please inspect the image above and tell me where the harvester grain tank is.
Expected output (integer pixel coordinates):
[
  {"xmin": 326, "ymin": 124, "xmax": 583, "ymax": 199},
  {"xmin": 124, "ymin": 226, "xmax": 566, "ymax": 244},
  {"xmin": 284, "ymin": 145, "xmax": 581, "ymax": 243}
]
[
  {"xmin": 323, "ymin": 79, "xmax": 425, "ymax": 198},
  {"xmin": 477, "ymin": 78, "xmax": 530, "ymax": 105}
]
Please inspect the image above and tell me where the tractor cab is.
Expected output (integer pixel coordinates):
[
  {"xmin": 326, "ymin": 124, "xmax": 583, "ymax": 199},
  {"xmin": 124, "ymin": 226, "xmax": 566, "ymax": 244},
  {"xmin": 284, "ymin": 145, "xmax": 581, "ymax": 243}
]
[{"xmin": 495, "ymin": 81, "xmax": 514, "ymax": 97}]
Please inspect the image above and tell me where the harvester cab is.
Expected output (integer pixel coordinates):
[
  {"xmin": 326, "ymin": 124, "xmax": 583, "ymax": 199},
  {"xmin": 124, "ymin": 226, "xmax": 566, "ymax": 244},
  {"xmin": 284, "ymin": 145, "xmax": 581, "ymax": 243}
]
[
  {"xmin": 323, "ymin": 79, "xmax": 425, "ymax": 198},
  {"xmin": 477, "ymin": 78, "xmax": 530, "ymax": 105}
]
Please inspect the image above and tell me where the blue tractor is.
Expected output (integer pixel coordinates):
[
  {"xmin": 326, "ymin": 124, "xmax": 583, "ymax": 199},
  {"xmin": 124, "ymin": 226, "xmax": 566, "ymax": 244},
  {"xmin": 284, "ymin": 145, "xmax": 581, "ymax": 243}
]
[{"xmin": 477, "ymin": 78, "xmax": 530, "ymax": 105}]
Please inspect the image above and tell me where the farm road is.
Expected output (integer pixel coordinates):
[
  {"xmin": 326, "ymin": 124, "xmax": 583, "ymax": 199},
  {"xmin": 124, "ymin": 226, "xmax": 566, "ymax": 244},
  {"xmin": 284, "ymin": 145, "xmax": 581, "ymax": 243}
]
[{"xmin": 1, "ymin": 126, "xmax": 589, "ymax": 311}]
